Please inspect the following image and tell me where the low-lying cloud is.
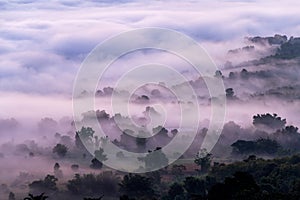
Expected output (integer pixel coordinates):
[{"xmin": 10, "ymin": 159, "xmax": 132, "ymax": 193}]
[{"xmin": 0, "ymin": 0, "xmax": 300, "ymax": 95}]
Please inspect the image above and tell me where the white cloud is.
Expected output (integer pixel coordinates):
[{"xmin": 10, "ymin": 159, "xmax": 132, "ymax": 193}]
[{"xmin": 0, "ymin": 0, "xmax": 299, "ymax": 95}]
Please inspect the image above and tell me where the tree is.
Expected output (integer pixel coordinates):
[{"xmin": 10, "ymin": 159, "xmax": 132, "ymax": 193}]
[
  {"xmin": 23, "ymin": 193, "xmax": 48, "ymax": 200},
  {"xmin": 119, "ymin": 174, "xmax": 155, "ymax": 199},
  {"xmin": 75, "ymin": 127, "xmax": 95, "ymax": 148},
  {"xmin": 29, "ymin": 175, "xmax": 58, "ymax": 194},
  {"xmin": 100, "ymin": 136, "xmax": 109, "ymax": 147},
  {"xmin": 54, "ymin": 163, "xmax": 60, "ymax": 171},
  {"xmin": 96, "ymin": 110, "xmax": 110, "ymax": 120},
  {"xmin": 229, "ymin": 71, "xmax": 237, "ymax": 79},
  {"xmin": 94, "ymin": 148, "xmax": 108, "ymax": 162},
  {"xmin": 255, "ymin": 138, "xmax": 280, "ymax": 154},
  {"xmin": 253, "ymin": 113, "xmax": 286, "ymax": 130},
  {"xmin": 52, "ymin": 143, "xmax": 68, "ymax": 158},
  {"xmin": 215, "ymin": 70, "xmax": 224, "ymax": 78},
  {"xmin": 231, "ymin": 138, "xmax": 281, "ymax": 155},
  {"xmin": 183, "ymin": 176, "xmax": 207, "ymax": 198},
  {"xmin": 153, "ymin": 126, "xmax": 168, "ymax": 137},
  {"xmin": 9, "ymin": 192, "xmax": 15, "ymax": 200},
  {"xmin": 194, "ymin": 149, "xmax": 212, "ymax": 174},
  {"xmin": 225, "ymin": 88, "xmax": 235, "ymax": 99},
  {"xmin": 91, "ymin": 148, "xmax": 108, "ymax": 169},
  {"xmin": 83, "ymin": 196, "xmax": 104, "ymax": 200},
  {"xmin": 283, "ymin": 125, "xmax": 299, "ymax": 134},
  {"xmin": 168, "ymin": 183, "xmax": 185, "ymax": 199},
  {"xmin": 119, "ymin": 195, "xmax": 135, "ymax": 200},
  {"xmin": 274, "ymin": 125, "xmax": 300, "ymax": 151},
  {"xmin": 275, "ymin": 37, "xmax": 300, "ymax": 59},
  {"xmin": 67, "ymin": 172, "xmax": 119, "ymax": 197},
  {"xmin": 240, "ymin": 68, "xmax": 249, "ymax": 79},
  {"xmin": 53, "ymin": 162, "xmax": 63, "ymax": 179},
  {"xmin": 231, "ymin": 140, "xmax": 256, "ymax": 155},
  {"xmin": 208, "ymin": 172, "xmax": 260, "ymax": 200},
  {"xmin": 90, "ymin": 158, "xmax": 103, "ymax": 169},
  {"xmin": 140, "ymin": 147, "xmax": 168, "ymax": 170},
  {"xmin": 145, "ymin": 171, "xmax": 162, "ymax": 185}
]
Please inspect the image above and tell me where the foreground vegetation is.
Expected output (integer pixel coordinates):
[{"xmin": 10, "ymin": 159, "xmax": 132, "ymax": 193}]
[{"xmin": 11, "ymin": 153, "xmax": 300, "ymax": 200}]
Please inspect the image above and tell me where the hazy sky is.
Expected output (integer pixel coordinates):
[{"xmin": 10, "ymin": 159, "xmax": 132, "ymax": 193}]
[{"xmin": 0, "ymin": 0, "xmax": 300, "ymax": 119}]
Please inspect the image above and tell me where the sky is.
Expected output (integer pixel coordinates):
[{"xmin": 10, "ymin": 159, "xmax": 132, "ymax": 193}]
[{"xmin": 0, "ymin": 0, "xmax": 300, "ymax": 119}]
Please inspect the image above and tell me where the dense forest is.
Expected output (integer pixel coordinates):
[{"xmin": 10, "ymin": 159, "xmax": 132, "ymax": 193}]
[
  {"xmin": 1, "ymin": 110, "xmax": 300, "ymax": 200},
  {"xmin": 1, "ymin": 32, "xmax": 300, "ymax": 199}
]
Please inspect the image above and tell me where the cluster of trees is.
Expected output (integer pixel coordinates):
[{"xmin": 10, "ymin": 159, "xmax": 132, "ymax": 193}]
[
  {"xmin": 118, "ymin": 154, "xmax": 300, "ymax": 200},
  {"xmin": 28, "ymin": 175, "xmax": 58, "ymax": 195},
  {"xmin": 210, "ymin": 154, "xmax": 300, "ymax": 199},
  {"xmin": 220, "ymin": 113, "xmax": 300, "ymax": 158},
  {"xmin": 253, "ymin": 113, "xmax": 286, "ymax": 130},
  {"xmin": 8, "ymin": 146, "xmax": 300, "ymax": 200},
  {"xmin": 7, "ymin": 111, "xmax": 300, "ymax": 199},
  {"xmin": 274, "ymin": 37, "xmax": 300, "ymax": 59},
  {"xmin": 67, "ymin": 172, "xmax": 119, "ymax": 197},
  {"xmin": 231, "ymin": 138, "xmax": 282, "ymax": 156},
  {"xmin": 247, "ymin": 34, "xmax": 288, "ymax": 45},
  {"xmin": 48, "ymin": 112, "xmax": 300, "ymax": 173},
  {"xmin": 22, "ymin": 153, "xmax": 300, "ymax": 200},
  {"xmin": 264, "ymin": 85, "xmax": 300, "ymax": 100},
  {"xmin": 215, "ymin": 68, "xmax": 273, "ymax": 81}
]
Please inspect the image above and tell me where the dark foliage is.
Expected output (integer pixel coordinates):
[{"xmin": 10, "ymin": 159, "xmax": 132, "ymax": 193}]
[
  {"xmin": 29, "ymin": 175, "xmax": 58, "ymax": 194},
  {"xmin": 67, "ymin": 172, "xmax": 119, "ymax": 197},
  {"xmin": 119, "ymin": 174, "xmax": 156, "ymax": 199},
  {"xmin": 23, "ymin": 193, "xmax": 48, "ymax": 200},
  {"xmin": 208, "ymin": 172, "xmax": 260, "ymax": 200},
  {"xmin": 194, "ymin": 149, "xmax": 212, "ymax": 174},
  {"xmin": 52, "ymin": 143, "xmax": 68, "ymax": 157},
  {"xmin": 168, "ymin": 182, "xmax": 184, "ymax": 199},
  {"xmin": 83, "ymin": 195, "xmax": 104, "ymax": 200},
  {"xmin": 253, "ymin": 113, "xmax": 286, "ymax": 130},
  {"xmin": 75, "ymin": 127, "xmax": 95, "ymax": 148},
  {"xmin": 90, "ymin": 158, "xmax": 103, "ymax": 169},
  {"xmin": 231, "ymin": 138, "xmax": 281, "ymax": 155}
]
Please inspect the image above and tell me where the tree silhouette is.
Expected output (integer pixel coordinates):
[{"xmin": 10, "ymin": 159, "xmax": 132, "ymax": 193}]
[
  {"xmin": 52, "ymin": 144, "xmax": 68, "ymax": 157},
  {"xmin": 229, "ymin": 71, "xmax": 237, "ymax": 79},
  {"xmin": 253, "ymin": 113, "xmax": 286, "ymax": 130},
  {"xmin": 208, "ymin": 172, "xmax": 260, "ymax": 200},
  {"xmin": 94, "ymin": 148, "xmax": 108, "ymax": 162},
  {"xmin": 90, "ymin": 158, "xmax": 103, "ymax": 169},
  {"xmin": 168, "ymin": 182, "xmax": 184, "ymax": 199},
  {"xmin": 29, "ymin": 175, "xmax": 58, "ymax": 194},
  {"xmin": 75, "ymin": 127, "xmax": 95, "ymax": 148},
  {"xmin": 119, "ymin": 174, "xmax": 155, "ymax": 199},
  {"xmin": 53, "ymin": 162, "xmax": 63, "ymax": 179},
  {"xmin": 67, "ymin": 172, "xmax": 119, "ymax": 197},
  {"xmin": 225, "ymin": 88, "xmax": 235, "ymax": 99},
  {"xmin": 23, "ymin": 193, "xmax": 48, "ymax": 200},
  {"xmin": 140, "ymin": 147, "xmax": 168, "ymax": 170},
  {"xmin": 241, "ymin": 68, "xmax": 249, "ymax": 79},
  {"xmin": 90, "ymin": 148, "xmax": 108, "ymax": 169},
  {"xmin": 231, "ymin": 138, "xmax": 281, "ymax": 155},
  {"xmin": 83, "ymin": 195, "xmax": 104, "ymax": 200},
  {"xmin": 183, "ymin": 176, "xmax": 208, "ymax": 199},
  {"xmin": 9, "ymin": 192, "xmax": 15, "ymax": 200},
  {"xmin": 194, "ymin": 149, "xmax": 212, "ymax": 174}
]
